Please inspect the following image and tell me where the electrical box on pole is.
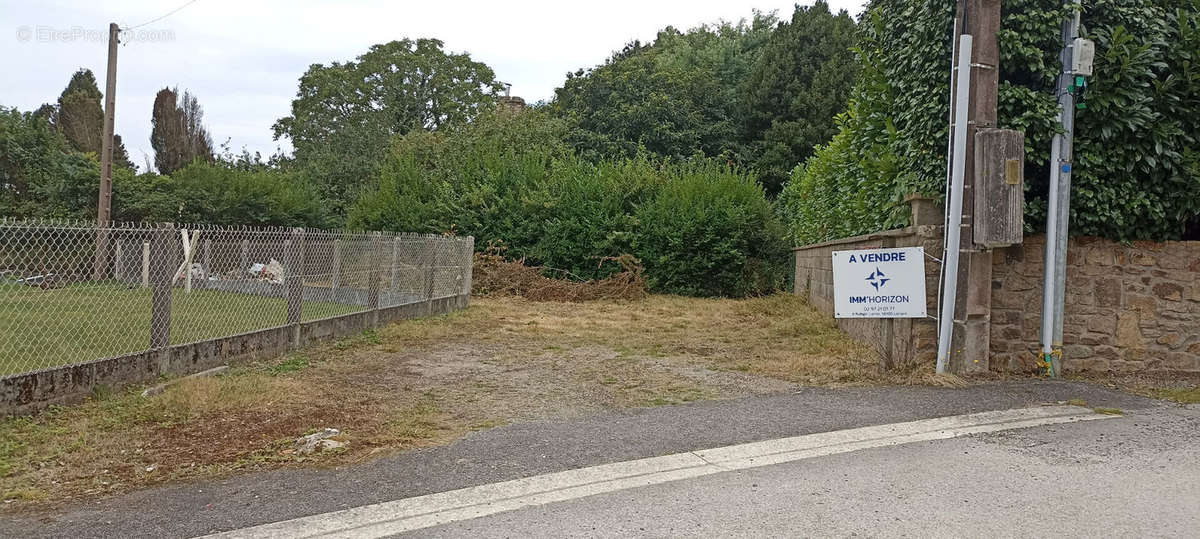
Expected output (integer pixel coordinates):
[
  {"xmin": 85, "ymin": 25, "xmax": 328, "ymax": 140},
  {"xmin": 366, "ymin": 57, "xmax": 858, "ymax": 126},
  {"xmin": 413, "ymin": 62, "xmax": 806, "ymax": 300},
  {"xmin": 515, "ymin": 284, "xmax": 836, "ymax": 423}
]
[
  {"xmin": 973, "ymin": 128, "xmax": 1025, "ymax": 248},
  {"xmin": 1071, "ymin": 38, "xmax": 1095, "ymax": 75}
]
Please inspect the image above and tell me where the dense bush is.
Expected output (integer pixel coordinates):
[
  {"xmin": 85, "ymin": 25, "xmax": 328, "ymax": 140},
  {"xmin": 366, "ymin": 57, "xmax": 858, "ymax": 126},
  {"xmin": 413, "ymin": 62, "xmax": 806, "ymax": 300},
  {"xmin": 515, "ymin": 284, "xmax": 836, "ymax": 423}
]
[
  {"xmin": 635, "ymin": 164, "xmax": 788, "ymax": 297},
  {"xmin": 782, "ymin": 0, "xmax": 1200, "ymax": 245},
  {"xmin": 168, "ymin": 162, "xmax": 328, "ymax": 227},
  {"xmin": 350, "ymin": 112, "xmax": 787, "ymax": 296},
  {"xmin": 0, "ymin": 107, "xmax": 99, "ymax": 219}
]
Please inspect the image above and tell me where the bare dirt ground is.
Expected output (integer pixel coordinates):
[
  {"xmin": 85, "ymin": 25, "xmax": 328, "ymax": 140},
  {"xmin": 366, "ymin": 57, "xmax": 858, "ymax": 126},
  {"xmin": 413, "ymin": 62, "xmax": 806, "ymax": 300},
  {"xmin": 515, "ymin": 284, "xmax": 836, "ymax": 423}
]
[{"xmin": 2, "ymin": 293, "xmax": 935, "ymax": 508}]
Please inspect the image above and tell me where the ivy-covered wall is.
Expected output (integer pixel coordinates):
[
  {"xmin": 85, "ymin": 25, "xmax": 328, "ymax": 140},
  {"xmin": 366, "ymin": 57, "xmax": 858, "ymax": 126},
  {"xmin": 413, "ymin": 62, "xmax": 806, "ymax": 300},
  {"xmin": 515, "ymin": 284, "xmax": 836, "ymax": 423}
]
[{"xmin": 780, "ymin": 0, "xmax": 1200, "ymax": 245}]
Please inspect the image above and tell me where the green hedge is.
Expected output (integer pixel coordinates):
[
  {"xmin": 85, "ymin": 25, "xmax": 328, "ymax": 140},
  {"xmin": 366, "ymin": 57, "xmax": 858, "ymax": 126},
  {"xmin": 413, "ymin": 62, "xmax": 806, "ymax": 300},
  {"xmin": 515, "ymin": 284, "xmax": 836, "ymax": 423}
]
[
  {"xmin": 349, "ymin": 111, "xmax": 788, "ymax": 297},
  {"xmin": 782, "ymin": 0, "xmax": 1200, "ymax": 245}
]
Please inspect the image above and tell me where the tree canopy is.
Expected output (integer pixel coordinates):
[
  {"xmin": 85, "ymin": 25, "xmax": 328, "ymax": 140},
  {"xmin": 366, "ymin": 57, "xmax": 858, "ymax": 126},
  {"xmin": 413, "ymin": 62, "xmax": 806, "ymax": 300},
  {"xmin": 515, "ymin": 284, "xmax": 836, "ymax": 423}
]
[
  {"xmin": 41, "ymin": 69, "xmax": 133, "ymax": 170},
  {"xmin": 273, "ymin": 38, "xmax": 500, "ymax": 212},
  {"xmin": 741, "ymin": 1, "xmax": 858, "ymax": 193}
]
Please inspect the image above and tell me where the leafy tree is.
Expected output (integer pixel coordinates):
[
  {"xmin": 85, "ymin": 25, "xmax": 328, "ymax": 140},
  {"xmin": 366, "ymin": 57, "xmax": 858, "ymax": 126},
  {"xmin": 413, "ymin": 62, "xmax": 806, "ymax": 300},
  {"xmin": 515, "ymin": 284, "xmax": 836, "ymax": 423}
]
[
  {"xmin": 47, "ymin": 69, "xmax": 133, "ymax": 169},
  {"xmin": 0, "ymin": 106, "xmax": 106, "ymax": 218},
  {"xmin": 551, "ymin": 15, "xmax": 778, "ymax": 162},
  {"xmin": 274, "ymin": 38, "xmax": 500, "ymax": 214},
  {"xmin": 151, "ymin": 87, "xmax": 214, "ymax": 174},
  {"xmin": 741, "ymin": 1, "xmax": 858, "ymax": 195}
]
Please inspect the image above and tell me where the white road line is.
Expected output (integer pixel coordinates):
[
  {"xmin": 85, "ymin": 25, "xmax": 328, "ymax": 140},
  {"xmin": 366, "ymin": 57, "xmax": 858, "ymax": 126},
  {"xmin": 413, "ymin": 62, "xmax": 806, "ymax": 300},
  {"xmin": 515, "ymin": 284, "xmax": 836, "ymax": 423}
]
[{"xmin": 198, "ymin": 405, "xmax": 1115, "ymax": 539}]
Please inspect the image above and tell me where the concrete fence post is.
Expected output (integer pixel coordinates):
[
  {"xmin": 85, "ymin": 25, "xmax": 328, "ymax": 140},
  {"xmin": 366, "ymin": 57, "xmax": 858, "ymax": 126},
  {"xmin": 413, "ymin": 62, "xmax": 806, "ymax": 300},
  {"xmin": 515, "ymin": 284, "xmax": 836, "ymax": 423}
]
[
  {"xmin": 391, "ymin": 237, "xmax": 400, "ymax": 294},
  {"xmin": 462, "ymin": 237, "xmax": 474, "ymax": 307},
  {"xmin": 367, "ymin": 232, "xmax": 382, "ymax": 327},
  {"xmin": 284, "ymin": 229, "xmax": 305, "ymax": 344},
  {"xmin": 240, "ymin": 239, "xmax": 249, "ymax": 273},
  {"xmin": 141, "ymin": 241, "xmax": 150, "ymax": 288},
  {"xmin": 331, "ymin": 239, "xmax": 342, "ymax": 290},
  {"xmin": 202, "ymin": 238, "xmax": 212, "ymax": 290},
  {"xmin": 114, "ymin": 240, "xmax": 125, "ymax": 284},
  {"xmin": 424, "ymin": 237, "xmax": 437, "ymax": 315},
  {"xmin": 149, "ymin": 226, "xmax": 174, "ymax": 350}
]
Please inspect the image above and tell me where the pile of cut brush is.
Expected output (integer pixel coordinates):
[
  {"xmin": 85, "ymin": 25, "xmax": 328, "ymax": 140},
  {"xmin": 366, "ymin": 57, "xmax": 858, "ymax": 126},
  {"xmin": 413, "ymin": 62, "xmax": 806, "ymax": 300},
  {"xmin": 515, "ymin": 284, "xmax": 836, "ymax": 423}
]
[{"xmin": 471, "ymin": 247, "xmax": 646, "ymax": 302}]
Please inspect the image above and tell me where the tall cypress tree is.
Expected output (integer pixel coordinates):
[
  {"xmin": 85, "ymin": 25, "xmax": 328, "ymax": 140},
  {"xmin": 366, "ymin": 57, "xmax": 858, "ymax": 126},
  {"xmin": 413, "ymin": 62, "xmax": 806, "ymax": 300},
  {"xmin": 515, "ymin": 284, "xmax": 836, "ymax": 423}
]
[
  {"xmin": 151, "ymin": 87, "xmax": 213, "ymax": 175},
  {"xmin": 49, "ymin": 68, "xmax": 133, "ymax": 169}
]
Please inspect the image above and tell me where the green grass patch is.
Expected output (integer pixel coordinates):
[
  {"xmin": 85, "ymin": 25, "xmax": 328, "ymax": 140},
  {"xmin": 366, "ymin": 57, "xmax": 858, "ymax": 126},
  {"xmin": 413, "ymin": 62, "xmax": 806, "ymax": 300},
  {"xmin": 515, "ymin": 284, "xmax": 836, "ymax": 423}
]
[
  {"xmin": 1154, "ymin": 387, "xmax": 1200, "ymax": 404},
  {"xmin": 0, "ymin": 282, "xmax": 361, "ymax": 375},
  {"xmin": 269, "ymin": 355, "xmax": 311, "ymax": 375}
]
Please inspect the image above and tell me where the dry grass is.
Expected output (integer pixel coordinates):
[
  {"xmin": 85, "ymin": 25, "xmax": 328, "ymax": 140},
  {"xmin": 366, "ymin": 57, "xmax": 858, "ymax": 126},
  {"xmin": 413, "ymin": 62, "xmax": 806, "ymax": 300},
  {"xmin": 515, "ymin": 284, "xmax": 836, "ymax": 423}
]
[
  {"xmin": 471, "ymin": 250, "xmax": 647, "ymax": 301},
  {"xmin": 1, "ymin": 293, "xmax": 934, "ymax": 508}
]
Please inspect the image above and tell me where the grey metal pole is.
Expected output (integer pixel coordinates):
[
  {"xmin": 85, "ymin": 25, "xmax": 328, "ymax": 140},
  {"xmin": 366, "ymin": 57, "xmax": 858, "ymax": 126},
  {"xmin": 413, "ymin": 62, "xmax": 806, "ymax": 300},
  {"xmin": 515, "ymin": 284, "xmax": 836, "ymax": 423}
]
[
  {"xmin": 936, "ymin": 34, "xmax": 974, "ymax": 374},
  {"xmin": 1041, "ymin": 0, "xmax": 1082, "ymax": 377}
]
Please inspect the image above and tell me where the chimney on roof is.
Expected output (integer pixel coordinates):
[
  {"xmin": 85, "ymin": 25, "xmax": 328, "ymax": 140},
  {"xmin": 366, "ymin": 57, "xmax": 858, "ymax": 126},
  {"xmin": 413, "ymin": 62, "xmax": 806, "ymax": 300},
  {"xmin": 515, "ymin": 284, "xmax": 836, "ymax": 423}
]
[{"xmin": 497, "ymin": 82, "xmax": 525, "ymax": 116}]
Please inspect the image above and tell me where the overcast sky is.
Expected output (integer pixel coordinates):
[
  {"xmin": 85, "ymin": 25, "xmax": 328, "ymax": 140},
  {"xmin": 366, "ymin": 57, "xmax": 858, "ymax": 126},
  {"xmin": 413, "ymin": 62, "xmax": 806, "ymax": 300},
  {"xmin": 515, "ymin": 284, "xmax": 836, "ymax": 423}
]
[{"xmin": 2, "ymin": 0, "xmax": 866, "ymax": 172}]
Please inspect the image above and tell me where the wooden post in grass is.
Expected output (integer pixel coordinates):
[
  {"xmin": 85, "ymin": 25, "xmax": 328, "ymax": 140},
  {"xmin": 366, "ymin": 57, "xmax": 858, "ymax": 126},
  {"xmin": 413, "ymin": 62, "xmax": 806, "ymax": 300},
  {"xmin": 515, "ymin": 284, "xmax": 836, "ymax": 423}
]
[
  {"xmin": 149, "ymin": 226, "xmax": 173, "ymax": 350},
  {"xmin": 879, "ymin": 237, "xmax": 897, "ymax": 371}
]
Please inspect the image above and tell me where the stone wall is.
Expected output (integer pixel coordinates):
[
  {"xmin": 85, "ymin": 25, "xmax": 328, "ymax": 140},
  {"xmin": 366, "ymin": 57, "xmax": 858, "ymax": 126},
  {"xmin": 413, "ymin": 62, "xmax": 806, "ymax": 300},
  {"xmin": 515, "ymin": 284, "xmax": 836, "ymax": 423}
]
[
  {"xmin": 991, "ymin": 235, "xmax": 1200, "ymax": 372},
  {"xmin": 795, "ymin": 227, "xmax": 1200, "ymax": 374},
  {"xmin": 792, "ymin": 226, "xmax": 943, "ymax": 369}
]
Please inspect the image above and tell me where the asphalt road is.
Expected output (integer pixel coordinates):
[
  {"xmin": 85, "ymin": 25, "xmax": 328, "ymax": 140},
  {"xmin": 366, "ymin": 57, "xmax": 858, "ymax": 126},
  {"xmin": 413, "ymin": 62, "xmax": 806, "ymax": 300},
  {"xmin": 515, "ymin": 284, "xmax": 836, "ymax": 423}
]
[
  {"xmin": 417, "ymin": 404, "xmax": 1200, "ymax": 538},
  {"xmin": 0, "ymin": 380, "xmax": 1180, "ymax": 538}
]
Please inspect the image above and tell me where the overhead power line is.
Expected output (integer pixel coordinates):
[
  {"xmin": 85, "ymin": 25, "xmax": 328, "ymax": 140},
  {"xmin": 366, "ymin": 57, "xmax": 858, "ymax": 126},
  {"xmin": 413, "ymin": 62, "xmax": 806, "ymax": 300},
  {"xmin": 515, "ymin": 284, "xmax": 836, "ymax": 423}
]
[{"xmin": 122, "ymin": 0, "xmax": 202, "ymax": 31}]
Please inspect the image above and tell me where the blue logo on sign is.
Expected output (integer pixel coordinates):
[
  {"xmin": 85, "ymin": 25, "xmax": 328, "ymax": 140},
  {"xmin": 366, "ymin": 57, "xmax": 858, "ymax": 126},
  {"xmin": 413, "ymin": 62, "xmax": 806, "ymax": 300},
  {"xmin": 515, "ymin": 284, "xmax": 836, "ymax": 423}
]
[{"xmin": 866, "ymin": 267, "xmax": 889, "ymax": 291}]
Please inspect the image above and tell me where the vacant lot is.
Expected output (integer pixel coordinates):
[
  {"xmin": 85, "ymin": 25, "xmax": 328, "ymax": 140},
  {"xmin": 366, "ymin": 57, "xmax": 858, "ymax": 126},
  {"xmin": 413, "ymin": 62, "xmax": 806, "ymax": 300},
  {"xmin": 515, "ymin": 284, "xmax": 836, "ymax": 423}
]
[
  {"xmin": 0, "ymin": 293, "xmax": 939, "ymax": 507},
  {"xmin": 0, "ymin": 283, "xmax": 360, "ymax": 375}
]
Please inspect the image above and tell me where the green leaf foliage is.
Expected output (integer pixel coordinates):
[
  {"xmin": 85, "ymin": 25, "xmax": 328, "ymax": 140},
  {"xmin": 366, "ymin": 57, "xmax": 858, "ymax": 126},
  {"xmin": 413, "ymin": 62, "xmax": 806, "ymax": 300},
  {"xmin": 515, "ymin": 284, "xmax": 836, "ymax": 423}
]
[
  {"xmin": 350, "ymin": 111, "xmax": 788, "ymax": 296},
  {"xmin": 783, "ymin": 0, "xmax": 1200, "ymax": 245},
  {"xmin": 741, "ymin": 1, "xmax": 859, "ymax": 194},
  {"xmin": 273, "ymin": 38, "xmax": 500, "ymax": 214}
]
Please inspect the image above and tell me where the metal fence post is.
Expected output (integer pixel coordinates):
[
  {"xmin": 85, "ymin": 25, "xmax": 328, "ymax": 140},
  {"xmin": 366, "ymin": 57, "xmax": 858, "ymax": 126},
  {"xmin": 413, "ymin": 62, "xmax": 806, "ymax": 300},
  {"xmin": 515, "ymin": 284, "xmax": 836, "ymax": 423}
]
[
  {"xmin": 284, "ymin": 229, "xmax": 305, "ymax": 345},
  {"xmin": 331, "ymin": 238, "xmax": 342, "ymax": 290},
  {"xmin": 368, "ymin": 232, "xmax": 382, "ymax": 327},
  {"xmin": 240, "ymin": 239, "xmax": 249, "ymax": 273},
  {"xmin": 149, "ymin": 226, "xmax": 173, "ymax": 350}
]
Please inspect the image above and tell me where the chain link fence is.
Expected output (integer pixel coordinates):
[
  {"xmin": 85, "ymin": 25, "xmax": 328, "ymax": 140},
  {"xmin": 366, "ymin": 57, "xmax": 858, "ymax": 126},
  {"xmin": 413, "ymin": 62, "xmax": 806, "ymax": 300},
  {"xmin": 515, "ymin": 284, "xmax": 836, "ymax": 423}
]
[{"xmin": 0, "ymin": 219, "xmax": 473, "ymax": 378}]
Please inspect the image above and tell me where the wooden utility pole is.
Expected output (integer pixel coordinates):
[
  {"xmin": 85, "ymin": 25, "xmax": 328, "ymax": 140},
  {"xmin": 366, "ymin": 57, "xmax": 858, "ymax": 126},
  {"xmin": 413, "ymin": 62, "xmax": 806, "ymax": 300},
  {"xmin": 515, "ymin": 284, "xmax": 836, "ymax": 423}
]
[
  {"xmin": 93, "ymin": 22, "xmax": 119, "ymax": 280},
  {"xmin": 947, "ymin": 0, "xmax": 1001, "ymax": 373}
]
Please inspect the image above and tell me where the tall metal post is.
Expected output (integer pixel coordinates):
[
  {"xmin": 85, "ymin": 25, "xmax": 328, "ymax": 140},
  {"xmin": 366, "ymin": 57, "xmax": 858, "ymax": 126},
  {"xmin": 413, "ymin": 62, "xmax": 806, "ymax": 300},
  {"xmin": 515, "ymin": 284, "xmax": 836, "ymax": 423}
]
[
  {"xmin": 936, "ymin": 34, "xmax": 974, "ymax": 374},
  {"xmin": 1040, "ymin": 0, "xmax": 1082, "ymax": 377}
]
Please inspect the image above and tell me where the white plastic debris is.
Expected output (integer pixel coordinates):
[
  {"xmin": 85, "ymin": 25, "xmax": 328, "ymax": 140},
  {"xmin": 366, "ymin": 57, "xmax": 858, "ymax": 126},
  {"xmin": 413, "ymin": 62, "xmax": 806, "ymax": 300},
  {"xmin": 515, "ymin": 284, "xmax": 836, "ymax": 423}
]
[{"xmin": 262, "ymin": 259, "xmax": 285, "ymax": 284}]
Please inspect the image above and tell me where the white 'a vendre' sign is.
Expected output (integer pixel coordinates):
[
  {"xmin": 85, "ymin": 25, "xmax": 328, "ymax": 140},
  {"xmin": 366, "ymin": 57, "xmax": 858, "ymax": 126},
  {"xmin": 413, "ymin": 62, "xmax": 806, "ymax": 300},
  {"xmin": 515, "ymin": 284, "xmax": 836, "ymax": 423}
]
[{"xmin": 832, "ymin": 247, "xmax": 927, "ymax": 318}]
